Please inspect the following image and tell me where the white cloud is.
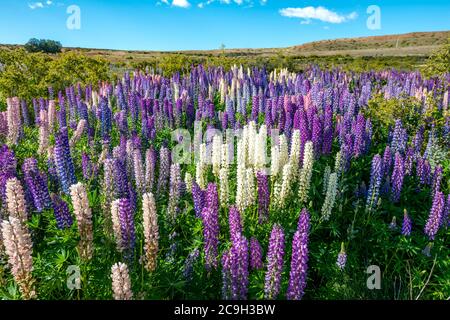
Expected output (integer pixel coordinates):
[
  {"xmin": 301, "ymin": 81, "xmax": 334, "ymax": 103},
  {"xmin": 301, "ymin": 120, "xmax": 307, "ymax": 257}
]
[
  {"xmin": 172, "ymin": 0, "xmax": 190, "ymax": 8},
  {"xmin": 279, "ymin": 6, "xmax": 357, "ymax": 24},
  {"xmin": 198, "ymin": 0, "xmax": 259, "ymax": 8},
  {"xmin": 28, "ymin": 2, "xmax": 44, "ymax": 9}
]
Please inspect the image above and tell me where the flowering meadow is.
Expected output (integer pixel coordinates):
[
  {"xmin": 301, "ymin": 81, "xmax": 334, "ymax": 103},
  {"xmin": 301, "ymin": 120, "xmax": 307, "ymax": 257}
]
[{"xmin": 0, "ymin": 65, "xmax": 449, "ymax": 300}]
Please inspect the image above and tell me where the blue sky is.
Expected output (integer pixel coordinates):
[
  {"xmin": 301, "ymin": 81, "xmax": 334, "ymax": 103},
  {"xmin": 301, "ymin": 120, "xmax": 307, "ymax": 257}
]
[{"xmin": 0, "ymin": 0, "xmax": 449, "ymax": 51}]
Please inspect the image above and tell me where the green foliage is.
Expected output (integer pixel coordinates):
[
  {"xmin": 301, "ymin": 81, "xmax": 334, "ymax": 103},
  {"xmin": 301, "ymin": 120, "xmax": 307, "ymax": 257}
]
[
  {"xmin": 364, "ymin": 94, "xmax": 423, "ymax": 140},
  {"xmin": 422, "ymin": 40, "xmax": 450, "ymax": 78},
  {"xmin": 0, "ymin": 49, "xmax": 110, "ymax": 101},
  {"xmin": 24, "ymin": 38, "xmax": 62, "ymax": 54}
]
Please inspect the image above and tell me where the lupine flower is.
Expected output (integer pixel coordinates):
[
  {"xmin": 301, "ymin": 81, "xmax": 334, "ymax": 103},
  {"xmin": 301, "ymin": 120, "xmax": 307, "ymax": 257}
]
[
  {"xmin": 168, "ymin": 163, "xmax": 182, "ymax": 221},
  {"xmin": 228, "ymin": 206, "xmax": 243, "ymax": 243},
  {"xmin": 54, "ymin": 128, "xmax": 77, "ymax": 194},
  {"xmin": 336, "ymin": 242, "xmax": 347, "ymax": 271},
  {"xmin": 264, "ymin": 224, "xmax": 285, "ymax": 300},
  {"xmin": 249, "ymin": 237, "xmax": 263, "ymax": 270},
  {"xmin": 256, "ymin": 171, "xmax": 270, "ymax": 223},
  {"xmin": 111, "ymin": 262, "xmax": 133, "ymax": 300},
  {"xmin": 202, "ymin": 206, "xmax": 219, "ymax": 271},
  {"xmin": 431, "ymin": 165, "xmax": 443, "ymax": 196},
  {"xmin": 391, "ymin": 152, "xmax": 404, "ymax": 203},
  {"xmin": 157, "ymin": 146, "xmax": 170, "ymax": 196},
  {"xmin": 142, "ymin": 192, "xmax": 159, "ymax": 272},
  {"xmin": 298, "ymin": 141, "xmax": 314, "ymax": 204},
  {"xmin": 183, "ymin": 248, "xmax": 200, "ymax": 281},
  {"xmin": 424, "ymin": 191, "xmax": 445, "ymax": 241},
  {"xmin": 219, "ymin": 167, "xmax": 229, "ymax": 208},
  {"xmin": 38, "ymin": 109, "xmax": 49, "ymax": 155},
  {"xmin": 1, "ymin": 216, "xmax": 36, "ymax": 299},
  {"xmin": 5, "ymin": 177, "xmax": 28, "ymax": 223},
  {"xmin": 192, "ymin": 181, "xmax": 205, "ymax": 218},
  {"xmin": 229, "ymin": 235, "xmax": 249, "ymax": 300},
  {"xmin": 70, "ymin": 182, "xmax": 93, "ymax": 261},
  {"xmin": 116, "ymin": 198, "xmax": 136, "ymax": 256},
  {"xmin": 321, "ymin": 172, "xmax": 338, "ymax": 220},
  {"xmin": 402, "ymin": 209, "xmax": 412, "ymax": 236},
  {"xmin": 366, "ymin": 154, "xmax": 383, "ymax": 210},
  {"xmin": 50, "ymin": 193, "xmax": 73, "ymax": 229},
  {"xmin": 22, "ymin": 158, "xmax": 51, "ymax": 212},
  {"xmin": 287, "ymin": 209, "xmax": 310, "ymax": 300},
  {"xmin": 6, "ymin": 97, "xmax": 22, "ymax": 145},
  {"xmin": 144, "ymin": 147, "xmax": 156, "ymax": 192}
]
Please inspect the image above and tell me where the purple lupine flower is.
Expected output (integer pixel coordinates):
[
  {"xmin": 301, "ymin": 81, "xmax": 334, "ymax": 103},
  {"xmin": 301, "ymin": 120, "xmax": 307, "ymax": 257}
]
[
  {"xmin": 229, "ymin": 235, "xmax": 249, "ymax": 300},
  {"xmin": 183, "ymin": 248, "xmax": 200, "ymax": 281},
  {"xmin": 336, "ymin": 242, "xmax": 347, "ymax": 271},
  {"xmin": 286, "ymin": 209, "xmax": 310, "ymax": 300},
  {"xmin": 249, "ymin": 237, "xmax": 263, "ymax": 270},
  {"xmin": 366, "ymin": 154, "xmax": 383, "ymax": 210},
  {"xmin": 443, "ymin": 194, "xmax": 450, "ymax": 227},
  {"xmin": 322, "ymin": 106, "xmax": 333, "ymax": 155},
  {"xmin": 114, "ymin": 158, "xmax": 129, "ymax": 199},
  {"xmin": 221, "ymin": 249, "xmax": 232, "ymax": 299},
  {"xmin": 264, "ymin": 224, "xmax": 285, "ymax": 300},
  {"xmin": 202, "ymin": 206, "xmax": 219, "ymax": 271},
  {"xmin": 50, "ymin": 193, "xmax": 73, "ymax": 229},
  {"xmin": 205, "ymin": 183, "xmax": 219, "ymax": 216},
  {"xmin": 22, "ymin": 158, "xmax": 51, "ymax": 212},
  {"xmin": 54, "ymin": 127, "xmax": 77, "ymax": 194},
  {"xmin": 118, "ymin": 198, "xmax": 136, "ymax": 255},
  {"xmin": 192, "ymin": 181, "xmax": 205, "ymax": 218},
  {"xmin": 382, "ymin": 145, "xmax": 392, "ymax": 177},
  {"xmin": 311, "ymin": 114, "xmax": 322, "ymax": 156},
  {"xmin": 413, "ymin": 126, "xmax": 424, "ymax": 154},
  {"xmin": 402, "ymin": 209, "xmax": 412, "ymax": 236},
  {"xmin": 404, "ymin": 147, "xmax": 414, "ymax": 176},
  {"xmin": 391, "ymin": 119, "xmax": 407, "ymax": 154},
  {"xmin": 229, "ymin": 206, "xmax": 243, "ymax": 243},
  {"xmin": 417, "ymin": 157, "xmax": 431, "ymax": 186},
  {"xmin": 256, "ymin": 171, "xmax": 270, "ymax": 223},
  {"xmin": 391, "ymin": 152, "xmax": 404, "ymax": 203},
  {"xmin": 424, "ymin": 191, "xmax": 445, "ymax": 241},
  {"xmin": 431, "ymin": 165, "xmax": 443, "ymax": 196},
  {"xmin": 81, "ymin": 152, "xmax": 92, "ymax": 180}
]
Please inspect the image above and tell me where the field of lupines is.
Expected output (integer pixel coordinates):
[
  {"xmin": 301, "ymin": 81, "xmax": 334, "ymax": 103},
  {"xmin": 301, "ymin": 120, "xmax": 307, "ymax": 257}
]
[{"xmin": 0, "ymin": 65, "xmax": 449, "ymax": 300}]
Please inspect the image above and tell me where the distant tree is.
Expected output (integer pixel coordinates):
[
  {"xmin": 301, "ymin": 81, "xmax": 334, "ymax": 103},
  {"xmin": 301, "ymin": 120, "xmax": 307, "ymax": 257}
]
[{"xmin": 24, "ymin": 38, "xmax": 62, "ymax": 54}]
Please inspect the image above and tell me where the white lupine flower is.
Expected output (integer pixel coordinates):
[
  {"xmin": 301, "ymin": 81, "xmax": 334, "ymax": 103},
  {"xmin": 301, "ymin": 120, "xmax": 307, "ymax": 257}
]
[
  {"xmin": 111, "ymin": 262, "xmax": 133, "ymax": 300},
  {"xmin": 212, "ymin": 135, "xmax": 222, "ymax": 178},
  {"xmin": 5, "ymin": 177, "xmax": 27, "ymax": 223},
  {"xmin": 334, "ymin": 151, "xmax": 343, "ymax": 177},
  {"xmin": 270, "ymin": 145, "xmax": 280, "ymax": 179},
  {"xmin": 6, "ymin": 97, "xmax": 21, "ymax": 145},
  {"xmin": 322, "ymin": 165, "xmax": 331, "ymax": 195},
  {"xmin": 279, "ymin": 163, "xmax": 295, "ymax": 208},
  {"xmin": 196, "ymin": 143, "xmax": 208, "ymax": 189},
  {"xmin": 133, "ymin": 149, "xmax": 145, "ymax": 194},
  {"xmin": 142, "ymin": 192, "xmax": 159, "ymax": 273},
  {"xmin": 246, "ymin": 121, "xmax": 257, "ymax": 167},
  {"xmin": 273, "ymin": 179, "xmax": 282, "ymax": 208},
  {"xmin": 1, "ymin": 216, "xmax": 36, "ymax": 300},
  {"xmin": 298, "ymin": 141, "xmax": 314, "ymax": 204},
  {"xmin": 70, "ymin": 182, "xmax": 93, "ymax": 261},
  {"xmin": 236, "ymin": 165, "xmax": 247, "ymax": 213},
  {"xmin": 289, "ymin": 130, "xmax": 301, "ymax": 172},
  {"xmin": 184, "ymin": 172, "xmax": 193, "ymax": 194},
  {"xmin": 219, "ymin": 167, "xmax": 229, "ymax": 208},
  {"xmin": 245, "ymin": 168, "xmax": 256, "ymax": 208},
  {"xmin": 69, "ymin": 119, "xmax": 87, "ymax": 147},
  {"xmin": 111, "ymin": 200, "xmax": 123, "ymax": 251},
  {"xmin": 321, "ymin": 172, "xmax": 338, "ymax": 221},
  {"xmin": 221, "ymin": 143, "xmax": 230, "ymax": 169},
  {"xmin": 278, "ymin": 134, "xmax": 289, "ymax": 170},
  {"xmin": 254, "ymin": 125, "xmax": 268, "ymax": 171}
]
